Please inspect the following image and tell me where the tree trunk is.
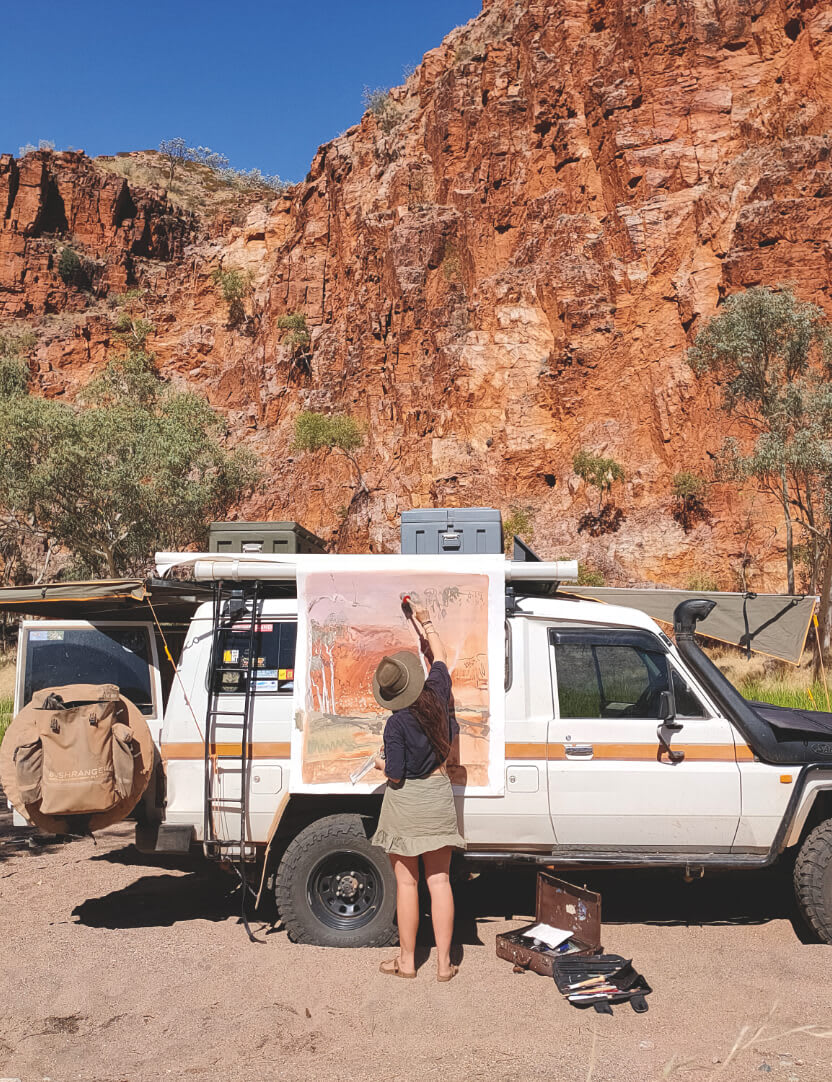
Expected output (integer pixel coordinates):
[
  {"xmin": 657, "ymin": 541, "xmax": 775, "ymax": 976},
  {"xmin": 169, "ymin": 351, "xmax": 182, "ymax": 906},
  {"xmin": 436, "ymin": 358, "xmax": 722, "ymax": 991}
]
[
  {"xmin": 781, "ymin": 467, "xmax": 795, "ymax": 593},
  {"xmin": 814, "ymin": 531, "xmax": 832, "ymax": 682},
  {"xmin": 104, "ymin": 547, "xmax": 118, "ymax": 578}
]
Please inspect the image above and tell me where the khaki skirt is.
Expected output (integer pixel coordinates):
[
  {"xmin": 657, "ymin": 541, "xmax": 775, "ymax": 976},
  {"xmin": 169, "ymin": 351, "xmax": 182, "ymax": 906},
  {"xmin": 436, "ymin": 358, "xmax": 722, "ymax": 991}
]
[{"xmin": 372, "ymin": 771, "xmax": 466, "ymax": 857}]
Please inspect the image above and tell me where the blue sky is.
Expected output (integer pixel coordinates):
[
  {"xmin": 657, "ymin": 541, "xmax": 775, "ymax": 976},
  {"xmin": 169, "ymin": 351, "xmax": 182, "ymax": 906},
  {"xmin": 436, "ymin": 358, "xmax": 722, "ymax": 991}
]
[{"xmin": 2, "ymin": 0, "xmax": 481, "ymax": 182}]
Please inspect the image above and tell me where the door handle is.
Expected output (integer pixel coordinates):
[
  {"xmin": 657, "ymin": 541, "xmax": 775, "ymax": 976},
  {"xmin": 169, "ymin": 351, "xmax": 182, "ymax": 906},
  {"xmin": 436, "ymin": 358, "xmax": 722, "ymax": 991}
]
[{"xmin": 564, "ymin": 744, "xmax": 594, "ymax": 759}]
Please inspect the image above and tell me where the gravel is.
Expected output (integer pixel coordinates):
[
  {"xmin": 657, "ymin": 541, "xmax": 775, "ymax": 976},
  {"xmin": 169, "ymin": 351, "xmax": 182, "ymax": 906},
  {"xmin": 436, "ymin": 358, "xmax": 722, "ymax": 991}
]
[{"xmin": 1, "ymin": 803, "xmax": 831, "ymax": 1082}]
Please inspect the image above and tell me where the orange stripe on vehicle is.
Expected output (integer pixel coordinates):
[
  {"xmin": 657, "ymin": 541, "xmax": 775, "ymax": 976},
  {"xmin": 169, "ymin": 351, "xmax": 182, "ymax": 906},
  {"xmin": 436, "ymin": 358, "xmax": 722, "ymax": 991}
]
[
  {"xmin": 162, "ymin": 741, "xmax": 746, "ymax": 764},
  {"xmin": 505, "ymin": 742, "xmax": 549, "ymax": 759},
  {"xmin": 505, "ymin": 743, "xmax": 743, "ymax": 763},
  {"xmin": 161, "ymin": 742, "xmax": 291, "ymax": 761}
]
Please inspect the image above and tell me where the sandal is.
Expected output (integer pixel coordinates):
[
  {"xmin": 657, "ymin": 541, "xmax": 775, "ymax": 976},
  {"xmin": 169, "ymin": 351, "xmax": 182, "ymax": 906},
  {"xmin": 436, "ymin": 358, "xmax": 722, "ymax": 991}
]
[
  {"xmin": 437, "ymin": 965, "xmax": 459, "ymax": 983},
  {"xmin": 379, "ymin": 958, "xmax": 417, "ymax": 979}
]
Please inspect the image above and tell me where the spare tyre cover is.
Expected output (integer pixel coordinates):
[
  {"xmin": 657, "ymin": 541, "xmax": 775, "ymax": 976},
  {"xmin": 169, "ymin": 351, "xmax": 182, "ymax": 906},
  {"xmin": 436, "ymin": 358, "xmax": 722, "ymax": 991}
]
[{"xmin": 0, "ymin": 683, "xmax": 155, "ymax": 834}]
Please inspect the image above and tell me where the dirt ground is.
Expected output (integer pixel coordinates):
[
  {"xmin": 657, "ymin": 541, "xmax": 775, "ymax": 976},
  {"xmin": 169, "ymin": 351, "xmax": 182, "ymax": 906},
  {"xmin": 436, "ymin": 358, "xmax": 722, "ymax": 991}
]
[{"xmin": 1, "ymin": 805, "xmax": 831, "ymax": 1082}]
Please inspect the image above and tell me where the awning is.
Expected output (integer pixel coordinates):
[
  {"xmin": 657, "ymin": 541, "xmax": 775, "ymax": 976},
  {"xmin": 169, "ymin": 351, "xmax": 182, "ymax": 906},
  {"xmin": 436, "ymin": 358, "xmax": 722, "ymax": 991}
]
[
  {"xmin": 0, "ymin": 578, "xmax": 212, "ymax": 623},
  {"xmin": 566, "ymin": 588, "xmax": 817, "ymax": 665}
]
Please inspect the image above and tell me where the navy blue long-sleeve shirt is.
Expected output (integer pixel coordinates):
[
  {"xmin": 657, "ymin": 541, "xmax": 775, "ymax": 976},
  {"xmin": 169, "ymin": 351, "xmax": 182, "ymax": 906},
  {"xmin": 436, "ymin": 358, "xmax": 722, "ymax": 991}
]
[{"xmin": 382, "ymin": 661, "xmax": 458, "ymax": 780}]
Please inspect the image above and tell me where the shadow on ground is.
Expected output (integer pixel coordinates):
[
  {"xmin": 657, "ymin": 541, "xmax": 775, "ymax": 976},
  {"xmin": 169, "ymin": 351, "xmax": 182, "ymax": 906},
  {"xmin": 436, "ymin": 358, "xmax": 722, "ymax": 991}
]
[
  {"xmin": 0, "ymin": 783, "xmax": 73, "ymax": 862},
  {"xmin": 456, "ymin": 862, "xmax": 808, "ymax": 936},
  {"xmin": 72, "ymin": 861, "xmax": 240, "ymax": 928},
  {"xmin": 70, "ymin": 848, "xmax": 814, "ymax": 945}
]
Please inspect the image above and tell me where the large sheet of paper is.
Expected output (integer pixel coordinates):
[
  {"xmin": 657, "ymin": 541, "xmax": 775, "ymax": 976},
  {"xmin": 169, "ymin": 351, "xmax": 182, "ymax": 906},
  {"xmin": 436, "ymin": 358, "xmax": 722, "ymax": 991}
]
[{"xmin": 291, "ymin": 554, "xmax": 505, "ymax": 795}]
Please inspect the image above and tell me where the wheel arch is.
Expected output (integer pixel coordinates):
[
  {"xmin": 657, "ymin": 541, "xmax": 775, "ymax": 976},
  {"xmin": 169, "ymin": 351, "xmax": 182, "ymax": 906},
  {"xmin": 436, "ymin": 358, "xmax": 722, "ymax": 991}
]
[
  {"xmin": 784, "ymin": 777, "xmax": 832, "ymax": 849},
  {"xmin": 255, "ymin": 793, "xmax": 384, "ymax": 913}
]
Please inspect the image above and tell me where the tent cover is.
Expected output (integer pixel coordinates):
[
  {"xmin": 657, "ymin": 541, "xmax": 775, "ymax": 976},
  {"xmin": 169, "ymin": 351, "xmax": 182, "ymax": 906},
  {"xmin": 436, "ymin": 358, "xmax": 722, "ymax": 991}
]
[
  {"xmin": 567, "ymin": 588, "xmax": 816, "ymax": 665},
  {"xmin": 0, "ymin": 578, "xmax": 212, "ymax": 624}
]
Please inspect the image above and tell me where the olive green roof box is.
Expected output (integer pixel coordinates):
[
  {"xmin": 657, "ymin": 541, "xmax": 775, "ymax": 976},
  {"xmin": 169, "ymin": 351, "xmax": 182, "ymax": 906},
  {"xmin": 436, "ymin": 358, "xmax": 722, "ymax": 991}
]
[{"xmin": 208, "ymin": 521, "xmax": 327, "ymax": 555}]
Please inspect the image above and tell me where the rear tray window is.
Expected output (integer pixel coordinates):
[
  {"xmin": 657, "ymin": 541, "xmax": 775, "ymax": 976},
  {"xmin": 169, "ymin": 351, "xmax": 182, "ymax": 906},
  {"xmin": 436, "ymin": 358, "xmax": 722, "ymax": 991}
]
[{"xmin": 22, "ymin": 625, "xmax": 155, "ymax": 715}]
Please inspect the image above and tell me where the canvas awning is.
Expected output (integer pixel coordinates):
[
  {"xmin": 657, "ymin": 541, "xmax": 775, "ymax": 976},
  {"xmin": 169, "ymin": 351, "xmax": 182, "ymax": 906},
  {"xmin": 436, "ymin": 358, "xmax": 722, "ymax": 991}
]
[
  {"xmin": 0, "ymin": 578, "xmax": 212, "ymax": 623},
  {"xmin": 566, "ymin": 588, "xmax": 817, "ymax": 665}
]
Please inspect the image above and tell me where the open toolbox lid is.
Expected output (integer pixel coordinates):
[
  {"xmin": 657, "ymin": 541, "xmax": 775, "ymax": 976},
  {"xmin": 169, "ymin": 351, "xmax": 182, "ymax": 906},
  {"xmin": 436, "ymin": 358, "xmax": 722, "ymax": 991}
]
[{"xmin": 535, "ymin": 872, "xmax": 602, "ymax": 949}]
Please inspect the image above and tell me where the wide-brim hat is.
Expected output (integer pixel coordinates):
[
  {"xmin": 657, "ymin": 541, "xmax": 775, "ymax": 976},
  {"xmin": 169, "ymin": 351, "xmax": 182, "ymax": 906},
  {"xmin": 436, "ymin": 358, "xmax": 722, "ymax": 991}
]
[{"xmin": 372, "ymin": 650, "xmax": 426, "ymax": 711}]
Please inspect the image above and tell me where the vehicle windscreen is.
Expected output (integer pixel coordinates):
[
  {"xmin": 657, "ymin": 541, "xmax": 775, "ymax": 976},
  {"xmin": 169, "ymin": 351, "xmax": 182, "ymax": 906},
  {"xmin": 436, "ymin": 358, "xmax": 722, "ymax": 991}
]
[{"xmin": 22, "ymin": 626, "xmax": 155, "ymax": 715}]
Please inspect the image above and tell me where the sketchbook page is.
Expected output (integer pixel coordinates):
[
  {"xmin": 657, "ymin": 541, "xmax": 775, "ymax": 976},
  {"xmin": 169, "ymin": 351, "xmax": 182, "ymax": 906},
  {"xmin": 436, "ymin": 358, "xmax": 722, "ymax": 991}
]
[
  {"xmin": 291, "ymin": 554, "xmax": 506, "ymax": 796},
  {"xmin": 521, "ymin": 924, "xmax": 573, "ymax": 949}
]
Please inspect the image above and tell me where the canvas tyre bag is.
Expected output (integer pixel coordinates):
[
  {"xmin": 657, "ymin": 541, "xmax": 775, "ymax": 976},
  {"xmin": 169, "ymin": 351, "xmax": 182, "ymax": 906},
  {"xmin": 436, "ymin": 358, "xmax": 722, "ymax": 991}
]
[
  {"xmin": 37, "ymin": 698, "xmax": 123, "ymax": 815},
  {"xmin": 0, "ymin": 683, "xmax": 154, "ymax": 834}
]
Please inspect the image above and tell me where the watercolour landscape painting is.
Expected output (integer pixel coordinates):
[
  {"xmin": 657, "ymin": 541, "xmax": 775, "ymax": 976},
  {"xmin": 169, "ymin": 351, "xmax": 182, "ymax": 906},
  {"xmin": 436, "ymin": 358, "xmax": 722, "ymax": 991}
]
[{"xmin": 291, "ymin": 555, "xmax": 505, "ymax": 795}]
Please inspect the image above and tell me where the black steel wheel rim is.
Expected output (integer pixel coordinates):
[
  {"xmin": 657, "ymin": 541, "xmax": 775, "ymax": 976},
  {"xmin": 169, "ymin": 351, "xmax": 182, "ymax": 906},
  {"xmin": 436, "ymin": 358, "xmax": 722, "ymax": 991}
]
[{"xmin": 307, "ymin": 849, "xmax": 382, "ymax": 930}]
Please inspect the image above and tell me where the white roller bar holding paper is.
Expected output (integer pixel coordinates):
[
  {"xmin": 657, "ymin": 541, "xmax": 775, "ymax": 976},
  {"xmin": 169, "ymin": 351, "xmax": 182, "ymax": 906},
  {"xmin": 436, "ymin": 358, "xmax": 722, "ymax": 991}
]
[{"xmin": 155, "ymin": 551, "xmax": 579, "ymax": 584}]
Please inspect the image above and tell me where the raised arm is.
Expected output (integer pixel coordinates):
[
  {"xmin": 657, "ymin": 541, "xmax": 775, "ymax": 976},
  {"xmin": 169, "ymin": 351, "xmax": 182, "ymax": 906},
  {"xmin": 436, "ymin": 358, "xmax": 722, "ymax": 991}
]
[{"xmin": 411, "ymin": 604, "xmax": 446, "ymax": 666}]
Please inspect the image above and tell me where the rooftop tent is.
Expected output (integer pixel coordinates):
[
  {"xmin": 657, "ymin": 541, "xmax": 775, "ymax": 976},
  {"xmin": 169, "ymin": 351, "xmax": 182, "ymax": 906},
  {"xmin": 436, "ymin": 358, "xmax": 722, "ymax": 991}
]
[
  {"xmin": 566, "ymin": 587, "xmax": 817, "ymax": 665},
  {"xmin": 0, "ymin": 578, "xmax": 212, "ymax": 623}
]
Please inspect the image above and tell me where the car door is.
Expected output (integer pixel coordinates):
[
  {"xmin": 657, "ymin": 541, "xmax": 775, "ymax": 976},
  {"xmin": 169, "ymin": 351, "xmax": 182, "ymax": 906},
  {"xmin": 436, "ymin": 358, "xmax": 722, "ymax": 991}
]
[{"xmin": 546, "ymin": 628, "xmax": 741, "ymax": 851}]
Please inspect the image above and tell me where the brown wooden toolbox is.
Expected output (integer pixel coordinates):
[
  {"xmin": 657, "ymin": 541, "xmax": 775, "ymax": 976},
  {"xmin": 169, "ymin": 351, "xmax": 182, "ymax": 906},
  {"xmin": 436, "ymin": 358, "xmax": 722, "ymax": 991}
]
[{"xmin": 496, "ymin": 872, "xmax": 602, "ymax": 977}]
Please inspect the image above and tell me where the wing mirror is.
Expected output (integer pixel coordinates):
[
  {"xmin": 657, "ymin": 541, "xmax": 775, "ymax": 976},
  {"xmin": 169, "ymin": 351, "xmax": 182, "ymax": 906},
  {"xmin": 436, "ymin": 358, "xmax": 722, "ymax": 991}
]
[
  {"xmin": 657, "ymin": 690, "xmax": 685, "ymax": 764},
  {"xmin": 659, "ymin": 690, "xmax": 684, "ymax": 731}
]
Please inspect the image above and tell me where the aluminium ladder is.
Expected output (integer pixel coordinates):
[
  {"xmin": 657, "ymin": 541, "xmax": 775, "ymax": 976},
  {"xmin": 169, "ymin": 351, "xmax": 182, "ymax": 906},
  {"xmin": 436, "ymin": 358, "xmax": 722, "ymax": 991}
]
[{"xmin": 203, "ymin": 579, "xmax": 261, "ymax": 865}]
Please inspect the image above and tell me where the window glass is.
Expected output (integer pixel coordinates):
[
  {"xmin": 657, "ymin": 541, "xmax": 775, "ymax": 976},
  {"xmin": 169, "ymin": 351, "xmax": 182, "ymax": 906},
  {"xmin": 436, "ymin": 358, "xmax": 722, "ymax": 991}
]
[
  {"xmin": 556, "ymin": 642, "xmax": 670, "ymax": 719},
  {"xmin": 554, "ymin": 643, "xmax": 602, "ymax": 717},
  {"xmin": 672, "ymin": 668, "xmax": 707, "ymax": 718},
  {"xmin": 212, "ymin": 621, "xmax": 296, "ymax": 694},
  {"xmin": 24, "ymin": 626, "xmax": 154, "ymax": 715}
]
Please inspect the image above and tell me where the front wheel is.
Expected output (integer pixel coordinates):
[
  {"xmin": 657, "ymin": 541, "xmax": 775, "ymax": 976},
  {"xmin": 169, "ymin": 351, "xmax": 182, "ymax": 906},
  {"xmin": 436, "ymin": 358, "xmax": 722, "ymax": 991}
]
[
  {"xmin": 794, "ymin": 819, "xmax": 832, "ymax": 943},
  {"xmin": 274, "ymin": 813, "xmax": 398, "ymax": 947}
]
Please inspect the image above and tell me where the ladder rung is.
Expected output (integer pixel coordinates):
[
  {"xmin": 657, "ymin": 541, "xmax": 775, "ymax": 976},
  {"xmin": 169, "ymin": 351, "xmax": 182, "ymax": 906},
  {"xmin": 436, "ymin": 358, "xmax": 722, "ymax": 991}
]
[{"xmin": 207, "ymin": 710, "xmax": 247, "ymax": 717}]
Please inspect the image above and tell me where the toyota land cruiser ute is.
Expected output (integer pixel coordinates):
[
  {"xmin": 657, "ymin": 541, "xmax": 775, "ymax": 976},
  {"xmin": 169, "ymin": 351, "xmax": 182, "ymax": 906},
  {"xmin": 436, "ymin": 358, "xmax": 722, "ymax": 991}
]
[{"xmin": 9, "ymin": 574, "xmax": 832, "ymax": 950}]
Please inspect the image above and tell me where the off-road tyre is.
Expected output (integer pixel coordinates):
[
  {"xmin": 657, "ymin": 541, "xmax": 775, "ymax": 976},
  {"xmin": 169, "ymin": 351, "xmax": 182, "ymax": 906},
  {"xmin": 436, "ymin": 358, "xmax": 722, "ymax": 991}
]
[
  {"xmin": 274, "ymin": 813, "xmax": 398, "ymax": 947},
  {"xmin": 793, "ymin": 819, "xmax": 832, "ymax": 944}
]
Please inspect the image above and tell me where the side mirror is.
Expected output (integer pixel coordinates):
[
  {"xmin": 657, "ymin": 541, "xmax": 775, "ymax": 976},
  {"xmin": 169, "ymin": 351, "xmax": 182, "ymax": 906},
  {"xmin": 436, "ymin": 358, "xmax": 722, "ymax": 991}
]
[
  {"xmin": 658, "ymin": 690, "xmax": 683, "ymax": 731},
  {"xmin": 657, "ymin": 689, "xmax": 685, "ymax": 764}
]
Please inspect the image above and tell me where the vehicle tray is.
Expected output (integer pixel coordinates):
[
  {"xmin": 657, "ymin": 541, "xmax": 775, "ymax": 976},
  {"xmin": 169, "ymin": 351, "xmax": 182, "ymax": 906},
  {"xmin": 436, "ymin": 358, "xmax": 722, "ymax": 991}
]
[{"xmin": 495, "ymin": 872, "xmax": 602, "ymax": 977}]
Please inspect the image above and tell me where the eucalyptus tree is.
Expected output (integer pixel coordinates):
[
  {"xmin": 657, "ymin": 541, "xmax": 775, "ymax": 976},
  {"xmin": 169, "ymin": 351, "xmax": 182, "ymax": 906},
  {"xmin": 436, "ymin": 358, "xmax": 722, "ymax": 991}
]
[{"xmin": 688, "ymin": 286, "xmax": 832, "ymax": 665}]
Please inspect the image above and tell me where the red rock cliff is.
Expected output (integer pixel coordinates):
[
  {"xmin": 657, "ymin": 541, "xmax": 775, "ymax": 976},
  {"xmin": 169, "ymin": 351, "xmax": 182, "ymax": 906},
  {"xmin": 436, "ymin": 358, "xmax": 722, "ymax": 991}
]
[{"xmin": 4, "ymin": 0, "xmax": 832, "ymax": 587}]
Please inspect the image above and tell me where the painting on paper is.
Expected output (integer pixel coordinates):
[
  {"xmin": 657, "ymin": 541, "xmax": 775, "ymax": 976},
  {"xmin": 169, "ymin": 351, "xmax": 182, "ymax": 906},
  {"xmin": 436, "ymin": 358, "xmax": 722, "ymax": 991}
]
[{"xmin": 291, "ymin": 555, "xmax": 505, "ymax": 795}]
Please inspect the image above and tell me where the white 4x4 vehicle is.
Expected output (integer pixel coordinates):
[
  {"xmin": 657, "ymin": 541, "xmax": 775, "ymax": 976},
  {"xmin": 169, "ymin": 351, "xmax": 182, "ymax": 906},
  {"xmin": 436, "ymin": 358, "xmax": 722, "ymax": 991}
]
[{"xmin": 12, "ymin": 591, "xmax": 832, "ymax": 947}]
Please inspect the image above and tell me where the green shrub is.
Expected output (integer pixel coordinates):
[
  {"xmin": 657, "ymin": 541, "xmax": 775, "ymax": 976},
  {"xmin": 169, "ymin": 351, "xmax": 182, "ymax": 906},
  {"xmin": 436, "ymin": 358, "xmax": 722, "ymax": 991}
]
[
  {"xmin": 58, "ymin": 246, "xmax": 82, "ymax": 285},
  {"xmin": 212, "ymin": 267, "xmax": 252, "ymax": 328},
  {"xmin": 0, "ymin": 357, "xmax": 30, "ymax": 399},
  {"xmin": 573, "ymin": 450, "xmax": 625, "ymax": 500},
  {"xmin": 672, "ymin": 471, "xmax": 705, "ymax": 501},
  {"xmin": 294, "ymin": 411, "xmax": 363, "ymax": 454},
  {"xmin": 112, "ymin": 312, "xmax": 153, "ymax": 349},
  {"xmin": 503, "ymin": 507, "xmax": 534, "ymax": 555},
  {"xmin": 277, "ymin": 312, "xmax": 311, "ymax": 363},
  {"xmin": 577, "ymin": 565, "xmax": 605, "ymax": 586}
]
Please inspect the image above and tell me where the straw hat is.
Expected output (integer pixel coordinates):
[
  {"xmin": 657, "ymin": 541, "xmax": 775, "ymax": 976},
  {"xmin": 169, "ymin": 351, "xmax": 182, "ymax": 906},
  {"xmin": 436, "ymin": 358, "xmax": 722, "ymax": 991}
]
[{"xmin": 372, "ymin": 651, "xmax": 425, "ymax": 711}]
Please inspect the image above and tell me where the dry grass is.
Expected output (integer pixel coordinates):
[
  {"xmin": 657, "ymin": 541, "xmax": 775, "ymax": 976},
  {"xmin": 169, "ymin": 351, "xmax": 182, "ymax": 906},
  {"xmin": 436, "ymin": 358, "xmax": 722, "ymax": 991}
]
[
  {"xmin": 707, "ymin": 645, "xmax": 832, "ymax": 711},
  {"xmin": 95, "ymin": 151, "xmax": 280, "ymax": 220},
  {"xmin": 0, "ymin": 654, "xmax": 15, "ymax": 745}
]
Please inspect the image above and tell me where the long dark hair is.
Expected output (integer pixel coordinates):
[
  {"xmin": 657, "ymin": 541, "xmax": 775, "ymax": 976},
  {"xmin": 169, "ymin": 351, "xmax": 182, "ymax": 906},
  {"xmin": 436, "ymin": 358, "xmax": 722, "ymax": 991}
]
[{"xmin": 410, "ymin": 685, "xmax": 451, "ymax": 763}]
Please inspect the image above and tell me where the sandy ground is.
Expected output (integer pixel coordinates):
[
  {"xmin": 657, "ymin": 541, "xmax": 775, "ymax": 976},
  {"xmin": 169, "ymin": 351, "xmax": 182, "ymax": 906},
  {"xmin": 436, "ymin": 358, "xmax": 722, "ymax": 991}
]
[{"xmin": 1, "ymin": 805, "xmax": 832, "ymax": 1082}]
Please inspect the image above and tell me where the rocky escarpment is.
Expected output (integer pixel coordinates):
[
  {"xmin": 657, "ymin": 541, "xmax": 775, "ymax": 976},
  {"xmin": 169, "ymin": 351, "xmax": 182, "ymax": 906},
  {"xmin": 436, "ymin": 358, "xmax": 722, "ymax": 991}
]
[
  {"xmin": 4, "ymin": 0, "xmax": 832, "ymax": 588},
  {"xmin": 0, "ymin": 151, "xmax": 193, "ymax": 319}
]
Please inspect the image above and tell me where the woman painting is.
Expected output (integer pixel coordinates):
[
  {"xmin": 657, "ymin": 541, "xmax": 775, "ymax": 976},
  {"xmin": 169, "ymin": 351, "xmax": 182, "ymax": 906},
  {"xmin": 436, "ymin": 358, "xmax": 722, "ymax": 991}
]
[{"xmin": 371, "ymin": 600, "xmax": 466, "ymax": 981}]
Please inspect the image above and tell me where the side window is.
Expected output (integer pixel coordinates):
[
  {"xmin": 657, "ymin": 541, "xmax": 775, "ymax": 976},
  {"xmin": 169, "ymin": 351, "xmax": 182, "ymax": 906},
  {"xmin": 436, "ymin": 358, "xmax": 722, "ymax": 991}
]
[
  {"xmin": 212, "ymin": 621, "xmax": 297, "ymax": 694},
  {"xmin": 555, "ymin": 643, "xmax": 670, "ymax": 719},
  {"xmin": 672, "ymin": 668, "xmax": 708, "ymax": 718},
  {"xmin": 554, "ymin": 643, "xmax": 602, "ymax": 717}
]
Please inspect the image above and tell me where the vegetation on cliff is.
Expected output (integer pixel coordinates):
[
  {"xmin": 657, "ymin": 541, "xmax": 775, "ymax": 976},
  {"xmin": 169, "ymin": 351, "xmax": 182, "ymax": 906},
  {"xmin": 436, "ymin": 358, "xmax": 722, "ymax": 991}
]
[{"xmin": 0, "ymin": 332, "xmax": 258, "ymax": 580}]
